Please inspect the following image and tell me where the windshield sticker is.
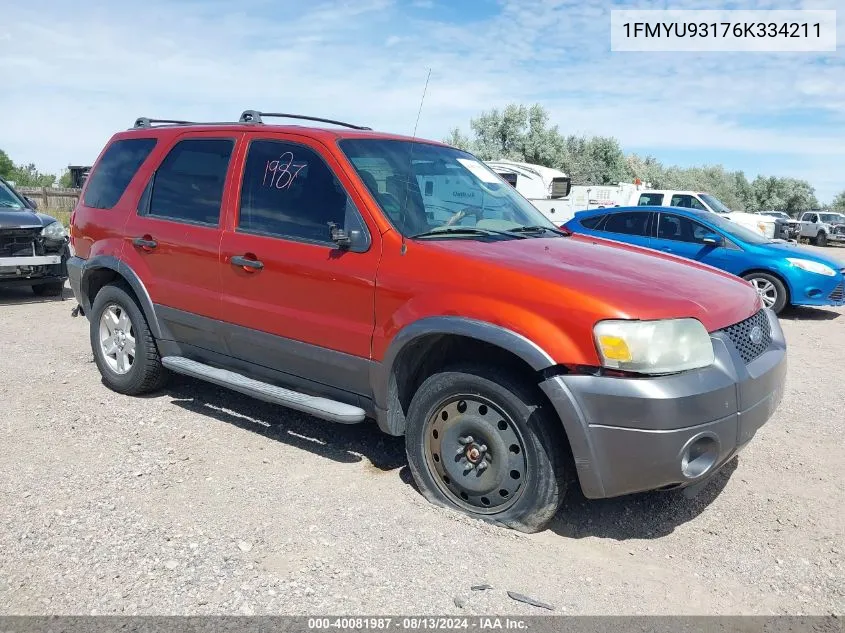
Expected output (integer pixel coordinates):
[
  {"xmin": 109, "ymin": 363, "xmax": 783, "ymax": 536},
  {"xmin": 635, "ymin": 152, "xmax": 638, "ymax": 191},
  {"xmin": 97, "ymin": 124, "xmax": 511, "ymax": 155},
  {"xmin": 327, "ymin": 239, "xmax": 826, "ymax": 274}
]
[
  {"xmin": 263, "ymin": 152, "xmax": 307, "ymax": 190},
  {"xmin": 456, "ymin": 158, "xmax": 500, "ymax": 184}
]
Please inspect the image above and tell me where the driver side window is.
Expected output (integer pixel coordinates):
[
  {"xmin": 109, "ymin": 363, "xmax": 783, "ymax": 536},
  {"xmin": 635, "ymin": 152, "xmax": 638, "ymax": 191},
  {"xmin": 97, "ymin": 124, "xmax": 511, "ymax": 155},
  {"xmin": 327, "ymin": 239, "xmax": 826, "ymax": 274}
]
[{"xmin": 657, "ymin": 213, "xmax": 711, "ymax": 244}]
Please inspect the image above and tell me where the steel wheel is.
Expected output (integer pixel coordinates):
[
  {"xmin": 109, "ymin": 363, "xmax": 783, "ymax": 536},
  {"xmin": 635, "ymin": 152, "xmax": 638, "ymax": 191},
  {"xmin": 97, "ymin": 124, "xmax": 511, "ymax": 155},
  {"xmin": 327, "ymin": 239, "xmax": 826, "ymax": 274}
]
[
  {"xmin": 749, "ymin": 277, "xmax": 778, "ymax": 309},
  {"xmin": 98, "ymin": 303, "xmax": 136, "ymax": 375},
  {"xmin": 424, "ymin": 395, "xmax": 527, "ymax": 514}
]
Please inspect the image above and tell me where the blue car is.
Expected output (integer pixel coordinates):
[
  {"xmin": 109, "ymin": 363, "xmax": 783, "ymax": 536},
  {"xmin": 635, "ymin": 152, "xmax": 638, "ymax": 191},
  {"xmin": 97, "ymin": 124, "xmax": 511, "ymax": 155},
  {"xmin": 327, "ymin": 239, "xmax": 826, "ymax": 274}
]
[{"xmin": 564, "ymin": 206, "xmax": 845, "ymax": 314}]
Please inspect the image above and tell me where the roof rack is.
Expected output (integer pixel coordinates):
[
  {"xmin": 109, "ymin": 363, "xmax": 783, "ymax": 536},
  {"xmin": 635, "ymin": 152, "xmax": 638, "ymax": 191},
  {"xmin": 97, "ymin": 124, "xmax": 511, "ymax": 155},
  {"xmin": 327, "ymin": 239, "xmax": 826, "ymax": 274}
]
[
  {"xmin": 239, "ymin": 110, "xmax": 371, "ymax": 130},
  {"xmin": 133, "ymin": 117, "xmax": 196, "ymax": 129}
]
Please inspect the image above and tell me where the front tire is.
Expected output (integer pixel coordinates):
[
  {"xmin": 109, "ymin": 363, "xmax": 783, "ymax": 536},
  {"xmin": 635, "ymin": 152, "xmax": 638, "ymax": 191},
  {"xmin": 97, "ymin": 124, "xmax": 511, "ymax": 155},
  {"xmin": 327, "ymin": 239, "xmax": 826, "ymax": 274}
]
[
  {"xmin": 816, "ymin": 232, "xmax": 828, "ymax": 247},
  {"xmin": 89, "ymin": 283, "xmax": 168, "ymax": 395},
  {"xmin": 743, "ymin": 272, "xmax": 788, "ymax": 314},
  {"xmin": 405, "ymin": 365, "xmax": 568, "ymax": 533}
]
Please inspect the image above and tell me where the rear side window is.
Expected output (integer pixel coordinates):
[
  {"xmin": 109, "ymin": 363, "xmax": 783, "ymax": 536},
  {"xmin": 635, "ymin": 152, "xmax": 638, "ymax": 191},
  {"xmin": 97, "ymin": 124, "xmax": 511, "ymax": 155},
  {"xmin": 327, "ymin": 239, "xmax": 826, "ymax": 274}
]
[
  {"xmin": 237, "ymin": 139, "xmax": 366, "ymax": 245},
  {"xmin": 637, "ymin": 193, "xmax": 664, "ymax": 206},
  {"xmin": 83, "ymin": 138, "xmax": 157, "ymax": 209},
  {"xmin": 602, "ymin": 211, "xmax": 651, "ymax": 236},
  {"xmin": 145, "ymin": 138, "xmax": 234, "ymax": 226}
]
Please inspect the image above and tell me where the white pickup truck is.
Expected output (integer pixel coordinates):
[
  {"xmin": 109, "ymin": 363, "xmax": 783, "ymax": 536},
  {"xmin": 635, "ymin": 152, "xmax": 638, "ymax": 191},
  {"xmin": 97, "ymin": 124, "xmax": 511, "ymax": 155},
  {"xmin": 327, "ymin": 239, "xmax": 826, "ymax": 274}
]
[
  {"xmin": 631, "ymin": 190, "xmax": 782, "ymax": 239},
  {"xmin": 797, "ymin": 211, "xmax": 845, "ymax": 247}
]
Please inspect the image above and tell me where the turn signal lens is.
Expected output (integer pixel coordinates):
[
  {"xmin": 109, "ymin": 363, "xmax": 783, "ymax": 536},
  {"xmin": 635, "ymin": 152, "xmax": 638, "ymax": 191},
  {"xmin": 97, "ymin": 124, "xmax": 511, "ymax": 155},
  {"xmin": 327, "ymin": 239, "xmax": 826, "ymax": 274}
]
[{"xmin": 597, "ymin": 335, "xmax": 633, "ymax": 362}]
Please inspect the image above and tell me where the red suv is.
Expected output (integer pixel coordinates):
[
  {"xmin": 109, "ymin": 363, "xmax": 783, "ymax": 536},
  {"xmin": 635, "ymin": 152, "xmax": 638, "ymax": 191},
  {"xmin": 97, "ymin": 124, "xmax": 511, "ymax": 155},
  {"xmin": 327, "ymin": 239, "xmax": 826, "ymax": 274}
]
[{"xmin": 68, "ymin": 111, "xmax": 786, "ymax": 532}]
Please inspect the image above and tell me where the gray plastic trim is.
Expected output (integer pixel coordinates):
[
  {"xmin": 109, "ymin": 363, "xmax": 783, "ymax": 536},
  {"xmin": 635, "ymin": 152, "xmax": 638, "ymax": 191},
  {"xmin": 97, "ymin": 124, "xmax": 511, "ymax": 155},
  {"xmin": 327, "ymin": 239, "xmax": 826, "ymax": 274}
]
[{"xmin": 162, "ymin": 356, "xmax": 366, "ymax": 424}]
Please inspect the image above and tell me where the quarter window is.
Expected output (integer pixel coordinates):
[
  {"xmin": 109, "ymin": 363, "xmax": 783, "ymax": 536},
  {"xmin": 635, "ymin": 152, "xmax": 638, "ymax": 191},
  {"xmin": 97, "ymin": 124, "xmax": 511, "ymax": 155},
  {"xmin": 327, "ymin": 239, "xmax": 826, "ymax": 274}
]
[
  {"xmin": 146, "ymin": 138, "xmax": 234, "ymax": 225},
  {"xmin": 83, "ymin": 138, "xmax": 157, "ymax": 209},
  {"xmin": 238, "ymin": 139, "xmax": 366, "ymax": 245}
]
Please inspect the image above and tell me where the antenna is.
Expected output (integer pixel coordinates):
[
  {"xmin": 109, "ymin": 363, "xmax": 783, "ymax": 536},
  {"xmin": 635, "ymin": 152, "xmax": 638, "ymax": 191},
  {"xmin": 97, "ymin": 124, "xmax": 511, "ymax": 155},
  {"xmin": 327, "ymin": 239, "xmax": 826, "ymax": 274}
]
[{"xmin": 400, "ymin": 68, "xmax": 431, "ymax": 255}]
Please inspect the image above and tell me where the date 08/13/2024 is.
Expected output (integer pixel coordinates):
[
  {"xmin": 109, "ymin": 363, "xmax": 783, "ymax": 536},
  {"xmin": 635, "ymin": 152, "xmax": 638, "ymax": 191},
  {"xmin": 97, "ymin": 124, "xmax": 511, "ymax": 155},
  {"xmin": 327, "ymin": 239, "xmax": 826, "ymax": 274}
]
[{"xmin": 622, "ymin": 22, "xmax": 822, "ymax": 39}]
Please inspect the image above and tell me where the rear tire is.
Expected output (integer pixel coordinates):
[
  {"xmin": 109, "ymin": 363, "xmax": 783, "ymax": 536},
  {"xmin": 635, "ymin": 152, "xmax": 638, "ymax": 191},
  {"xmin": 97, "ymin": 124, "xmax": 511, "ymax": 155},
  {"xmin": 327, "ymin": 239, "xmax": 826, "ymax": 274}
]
[
  {"xmin": 743, "ymin": 272, "xmax": 788, "ymax": 314},
  {"xmin": 404, "ymin": 365, "xmax": 568, "ymax": 533},
  {"xmin": 89, "ymin": 283, "xmax": 168, "ymax": 395},
  {"xmin": 32, "ymin": 281, "xmax": 64, "ymax": 297},
  {"xmin": 816, "ymin": 232, "xmax": 828, "ymax": 247}
]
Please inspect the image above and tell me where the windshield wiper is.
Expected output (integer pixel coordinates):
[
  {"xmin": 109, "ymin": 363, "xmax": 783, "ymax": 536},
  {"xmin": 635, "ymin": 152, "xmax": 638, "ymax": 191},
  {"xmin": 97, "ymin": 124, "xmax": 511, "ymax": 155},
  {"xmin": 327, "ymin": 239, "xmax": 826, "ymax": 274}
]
[
  {"xmin": 411, "ymin": 227, "xmax": 526, "ymax": 239},
  {"xmin": 507, "ymin": 225, "xmax": 569, "ymax": 236}
]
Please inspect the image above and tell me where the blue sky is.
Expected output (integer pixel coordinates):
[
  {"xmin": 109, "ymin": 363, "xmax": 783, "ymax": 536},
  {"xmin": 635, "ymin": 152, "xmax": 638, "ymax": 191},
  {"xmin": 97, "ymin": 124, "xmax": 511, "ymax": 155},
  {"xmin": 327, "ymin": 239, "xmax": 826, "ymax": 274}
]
[{"xmin": 1, "ymin": 0, "xmax": 843, "ymax": 201}]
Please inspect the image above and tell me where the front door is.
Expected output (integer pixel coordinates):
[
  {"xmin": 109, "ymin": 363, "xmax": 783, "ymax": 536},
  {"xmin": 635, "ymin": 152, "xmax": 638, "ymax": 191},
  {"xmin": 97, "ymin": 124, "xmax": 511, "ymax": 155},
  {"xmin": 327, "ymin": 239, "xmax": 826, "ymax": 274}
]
[
  {"xmin": 649, "ymin": 211, "xmax": 736, "ymax": 270},
  {"xmin": 218, "ymin": 133, "xmax": 381, "ymax": 396}
]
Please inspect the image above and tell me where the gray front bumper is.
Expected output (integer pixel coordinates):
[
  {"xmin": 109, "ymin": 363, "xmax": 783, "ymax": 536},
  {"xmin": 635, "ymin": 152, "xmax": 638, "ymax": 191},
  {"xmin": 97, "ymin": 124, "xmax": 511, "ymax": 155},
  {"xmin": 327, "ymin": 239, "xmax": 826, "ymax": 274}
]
[{"xmin": 541, "ymin": 309, "xmax": 787, "ymax": 499}]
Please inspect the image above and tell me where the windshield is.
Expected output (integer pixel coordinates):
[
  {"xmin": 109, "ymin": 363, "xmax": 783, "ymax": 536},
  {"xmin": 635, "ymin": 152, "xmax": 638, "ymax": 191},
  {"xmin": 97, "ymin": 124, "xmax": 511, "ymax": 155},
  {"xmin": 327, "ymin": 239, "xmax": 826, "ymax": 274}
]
[
  {"xmin": 0, "ymin": 180, "xmax": 27, "ymax": 210},
  {"xmin": 820, "ymin": 213, "xmax": 845, "ymax": 223},
  {"xmin": 338, "ymin": 139, "xmax": 557, "ymax": 239},
  {"xmin": 701, "ymin": 212, "xmax": 769, "ymax": 245},
  {"xmin": 699, "ymin": 193, "xmax": 732, "ymax": 214}
]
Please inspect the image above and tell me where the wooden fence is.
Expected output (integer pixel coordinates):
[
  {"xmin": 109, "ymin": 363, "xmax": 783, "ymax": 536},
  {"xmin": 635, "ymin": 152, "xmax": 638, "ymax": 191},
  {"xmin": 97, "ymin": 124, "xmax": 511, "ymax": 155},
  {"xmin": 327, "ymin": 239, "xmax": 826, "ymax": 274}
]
[{"xmin": 17, "ymin": 186, "xmax": 81, "ymax": 212}]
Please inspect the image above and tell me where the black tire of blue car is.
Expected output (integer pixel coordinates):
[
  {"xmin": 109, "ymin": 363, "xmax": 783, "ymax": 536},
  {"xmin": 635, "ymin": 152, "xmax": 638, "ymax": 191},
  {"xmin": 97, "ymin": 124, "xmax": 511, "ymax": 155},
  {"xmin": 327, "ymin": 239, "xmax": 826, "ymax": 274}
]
[
  {"xmin": 742, "ymin": 272, "xmax": 788, "ymax": 315},
  {"xmin": 815, "ymin": 231, "xmax": 828, "ymax": 247},
  {"xmin": 31, "ymin": 281, "xmax": 64, "ymax": 297},
  {"xmin": 404, "ymin": 365, "xmax": 568, "ymax": 533},
  {"xmin": 90, "ymin": 283, "xmax": 169, "ymax": 395}
]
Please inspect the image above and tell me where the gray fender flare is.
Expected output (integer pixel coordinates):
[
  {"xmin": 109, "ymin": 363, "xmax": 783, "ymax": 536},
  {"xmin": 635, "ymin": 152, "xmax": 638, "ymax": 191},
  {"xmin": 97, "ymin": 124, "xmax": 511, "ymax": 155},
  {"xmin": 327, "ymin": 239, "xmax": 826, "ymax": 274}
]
[
  {"xmin": 79, "ymin": 255, "xmax": 163, "ymax": 339},
  {"xmin": 370, "ymin": 316, "xmax": 556, "ymax": 434}
]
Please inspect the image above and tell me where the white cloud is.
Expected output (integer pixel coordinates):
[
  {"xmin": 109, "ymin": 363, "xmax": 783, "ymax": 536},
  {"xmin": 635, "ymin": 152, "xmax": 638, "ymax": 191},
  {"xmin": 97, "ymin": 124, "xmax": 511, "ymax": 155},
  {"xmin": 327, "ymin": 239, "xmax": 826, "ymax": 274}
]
[{"xmin": 1, "ymin": 0, "xmax": 843, "ymax": 200}]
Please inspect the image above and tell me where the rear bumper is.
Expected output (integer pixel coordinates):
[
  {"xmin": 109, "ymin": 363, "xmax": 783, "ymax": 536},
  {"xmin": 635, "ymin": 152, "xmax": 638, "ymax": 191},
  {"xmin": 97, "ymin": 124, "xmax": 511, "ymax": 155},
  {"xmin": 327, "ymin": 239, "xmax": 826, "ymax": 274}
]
[{"xmin": 541, "ymin": 309, "xmax": 787, "ymax": 499}]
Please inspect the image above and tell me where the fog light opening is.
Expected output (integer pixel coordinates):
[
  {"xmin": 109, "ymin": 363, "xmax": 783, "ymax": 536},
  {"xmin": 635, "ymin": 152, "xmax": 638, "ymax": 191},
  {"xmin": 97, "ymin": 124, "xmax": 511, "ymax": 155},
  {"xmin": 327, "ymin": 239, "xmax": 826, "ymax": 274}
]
[{"xmin": 681, "ymin": 435, "xmax": 719, "ymax": 479}]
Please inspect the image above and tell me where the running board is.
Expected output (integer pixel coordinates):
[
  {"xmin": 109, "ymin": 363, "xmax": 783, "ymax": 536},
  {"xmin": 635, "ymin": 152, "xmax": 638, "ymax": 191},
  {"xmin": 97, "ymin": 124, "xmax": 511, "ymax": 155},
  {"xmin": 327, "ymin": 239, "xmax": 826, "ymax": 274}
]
[{"xmin": 161, "ymin": 356, "xmax": 366, "ymax": 424}]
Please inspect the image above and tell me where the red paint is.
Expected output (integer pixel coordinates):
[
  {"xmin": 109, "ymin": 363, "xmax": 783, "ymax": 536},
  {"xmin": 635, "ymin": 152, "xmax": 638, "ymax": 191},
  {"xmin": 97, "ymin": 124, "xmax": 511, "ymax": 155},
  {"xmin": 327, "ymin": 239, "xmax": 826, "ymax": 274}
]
[{"xmin": 73, "ymin": 122, "xmax": 761, "ymax": 368}]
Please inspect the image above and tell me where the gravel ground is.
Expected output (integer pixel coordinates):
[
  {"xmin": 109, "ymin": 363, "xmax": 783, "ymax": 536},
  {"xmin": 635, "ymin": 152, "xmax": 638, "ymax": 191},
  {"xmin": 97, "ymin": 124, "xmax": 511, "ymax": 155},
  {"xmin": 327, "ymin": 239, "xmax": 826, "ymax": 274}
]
[{"xmin": 1, "ymin": 244, "xmax": 843, "ymax": 616}]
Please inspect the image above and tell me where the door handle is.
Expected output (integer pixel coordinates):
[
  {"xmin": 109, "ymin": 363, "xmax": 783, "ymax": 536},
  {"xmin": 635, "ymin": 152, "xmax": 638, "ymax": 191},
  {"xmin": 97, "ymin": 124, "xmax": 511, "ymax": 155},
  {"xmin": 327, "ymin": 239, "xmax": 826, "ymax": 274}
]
[
  {"xmin": 231, "ymin": 255, "xmax": 264, "ymax": 271},
  {"xmin": 132, "ymin": 236, "xmax": 157, "ymax": 250}
]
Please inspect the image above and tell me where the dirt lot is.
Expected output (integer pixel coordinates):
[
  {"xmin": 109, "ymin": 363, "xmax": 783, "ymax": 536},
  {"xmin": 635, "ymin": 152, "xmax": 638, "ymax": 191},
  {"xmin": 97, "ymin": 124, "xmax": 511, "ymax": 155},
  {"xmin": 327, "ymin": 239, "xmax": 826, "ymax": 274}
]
[{"xmin": 1, "ymin": 244, "xmax": 843, "ymax": 616}]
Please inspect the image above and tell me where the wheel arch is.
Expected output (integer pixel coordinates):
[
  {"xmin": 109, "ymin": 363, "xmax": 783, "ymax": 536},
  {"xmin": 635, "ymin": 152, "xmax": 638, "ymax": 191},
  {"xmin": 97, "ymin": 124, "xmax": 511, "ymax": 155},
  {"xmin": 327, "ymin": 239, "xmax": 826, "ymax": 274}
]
[
  {"xmin": 740, "ymin": 268, "xmax": 792, "ymax": 305},
  {"xmin": 371, "ymin": 317, "xmax": 562, "ymax": 437},
  {"xmin": 80, "ymin": 256, "xmax": 163, "ymax": 338}
]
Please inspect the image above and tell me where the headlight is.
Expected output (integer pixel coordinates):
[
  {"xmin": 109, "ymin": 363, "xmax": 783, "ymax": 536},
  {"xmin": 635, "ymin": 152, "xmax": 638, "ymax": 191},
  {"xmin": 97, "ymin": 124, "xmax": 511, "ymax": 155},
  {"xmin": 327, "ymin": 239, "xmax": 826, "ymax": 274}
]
[
  {"xmin": 594, "ymin": 318, "xmax": 715, "ymax": 374},
  {"xmin": 41, "ymin": 221, "xmax": 67, "ymax": 241},
  {"xmin": 786, "ymin": 258, "xmax": 836, "ymax": 277}
]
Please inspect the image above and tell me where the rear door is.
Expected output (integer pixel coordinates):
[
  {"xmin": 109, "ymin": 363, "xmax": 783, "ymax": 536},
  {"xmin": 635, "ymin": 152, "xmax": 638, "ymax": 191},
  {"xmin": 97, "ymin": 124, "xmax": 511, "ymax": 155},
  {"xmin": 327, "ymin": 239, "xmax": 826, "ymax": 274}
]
[
  {"xmin": 122, "ymin": 132, "xmax": 241, "ymax": 352},
  {"xmin": 217, "ymin": 132, "xmax": 381, "ymax": 396},
  {"xmin": 594, "ymin": 210, "xmax": 653, "ymax": 248}
]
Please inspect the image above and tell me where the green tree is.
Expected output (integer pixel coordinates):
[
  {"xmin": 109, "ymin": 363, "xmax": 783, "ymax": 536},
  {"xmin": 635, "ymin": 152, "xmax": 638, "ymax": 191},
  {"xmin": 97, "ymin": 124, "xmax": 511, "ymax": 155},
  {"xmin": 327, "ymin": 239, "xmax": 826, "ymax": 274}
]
[
  {"xmin": 830, "ymin": 191, "xmax": 845, "ymax": 211},
  {"xmin": 58, "ymin": 169, "xmax": 74, "ymax": 188},
  {"xmin": 8, "ymin": 163, "xmax": 56, "ymax": 188},
  {"xmin": 0, "ymin": 149, "xmax": 14, "ymax": 179}
]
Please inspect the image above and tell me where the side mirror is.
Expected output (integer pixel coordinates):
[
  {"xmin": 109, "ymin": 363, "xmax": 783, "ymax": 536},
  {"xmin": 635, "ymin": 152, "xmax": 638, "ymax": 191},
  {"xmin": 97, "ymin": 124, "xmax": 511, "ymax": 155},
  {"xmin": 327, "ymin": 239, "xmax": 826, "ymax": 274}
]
[
  {"xmin": 24, "ymin": 196, "xmax": 38, "ymax": 210},
  {"xmin": 328, "ymin": 222, "xmax": 351, "ymax": 249},
  {"xmin": 701, "ymin": 233, "xmax": 723, "ymax": 247}
]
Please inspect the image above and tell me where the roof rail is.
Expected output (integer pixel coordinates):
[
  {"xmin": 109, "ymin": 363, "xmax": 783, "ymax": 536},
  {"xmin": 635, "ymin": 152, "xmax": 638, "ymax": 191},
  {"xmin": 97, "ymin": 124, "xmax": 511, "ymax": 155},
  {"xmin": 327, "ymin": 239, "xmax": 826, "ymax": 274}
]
[
  {"xmin": 239, "ymin": 110, "xmax": 371, "ymax": 130},
  {"xmin": 133, "ymin": 117, "xmax": 195, "ymax": 129}
]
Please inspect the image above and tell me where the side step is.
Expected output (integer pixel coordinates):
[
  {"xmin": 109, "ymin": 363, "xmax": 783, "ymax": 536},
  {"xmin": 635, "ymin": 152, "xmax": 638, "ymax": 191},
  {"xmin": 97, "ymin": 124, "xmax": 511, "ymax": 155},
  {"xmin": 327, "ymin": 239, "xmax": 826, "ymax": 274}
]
[{"xmin": 161, "ymin": 356, "xmax": 366, "ymax": 424}]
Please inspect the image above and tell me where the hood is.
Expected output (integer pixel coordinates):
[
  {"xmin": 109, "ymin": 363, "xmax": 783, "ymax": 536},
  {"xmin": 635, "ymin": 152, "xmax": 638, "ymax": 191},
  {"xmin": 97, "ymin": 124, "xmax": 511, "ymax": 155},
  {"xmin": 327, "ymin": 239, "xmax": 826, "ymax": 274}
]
[
  {"xmin": 0, "ymin": 209, "xmax": 56, "ymax": 229},
  {"xmin": 756, "ymin": 241, "xmax": 845, "ymax": 268},
  {"xmin": 433, "ymin": 235, "xmax": 761, "ymax": 332}
]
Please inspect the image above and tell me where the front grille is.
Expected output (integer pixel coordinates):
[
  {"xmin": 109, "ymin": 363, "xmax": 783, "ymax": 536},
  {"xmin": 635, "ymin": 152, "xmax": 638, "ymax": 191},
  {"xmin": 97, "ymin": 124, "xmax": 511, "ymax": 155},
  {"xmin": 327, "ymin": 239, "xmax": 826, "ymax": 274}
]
[
  {"xmin": 0, "ymin": 228, "xmax": 41, "ymax": 258},
  {"xmin": 830, "ymin": 282, "xmax": 844, "ymax": 302},
  {"xmin": 722, "ymin": 310, "xmax": 772, "ymax": 364},
  {"xmin": 834, "ymin": 225, "xmax": 845, "ymax": 236}
]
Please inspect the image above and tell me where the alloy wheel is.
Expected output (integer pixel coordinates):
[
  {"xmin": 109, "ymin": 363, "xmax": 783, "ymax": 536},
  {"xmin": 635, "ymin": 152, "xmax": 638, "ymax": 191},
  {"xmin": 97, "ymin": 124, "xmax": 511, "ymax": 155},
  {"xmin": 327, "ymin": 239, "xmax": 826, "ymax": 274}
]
[
  {"xmin": 749, "ymin": 278, "xmax": 778, "ymax": 309},
  {"xmin": 98, "ymin": 303, "xmax": 136, "ymax": 375}
]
